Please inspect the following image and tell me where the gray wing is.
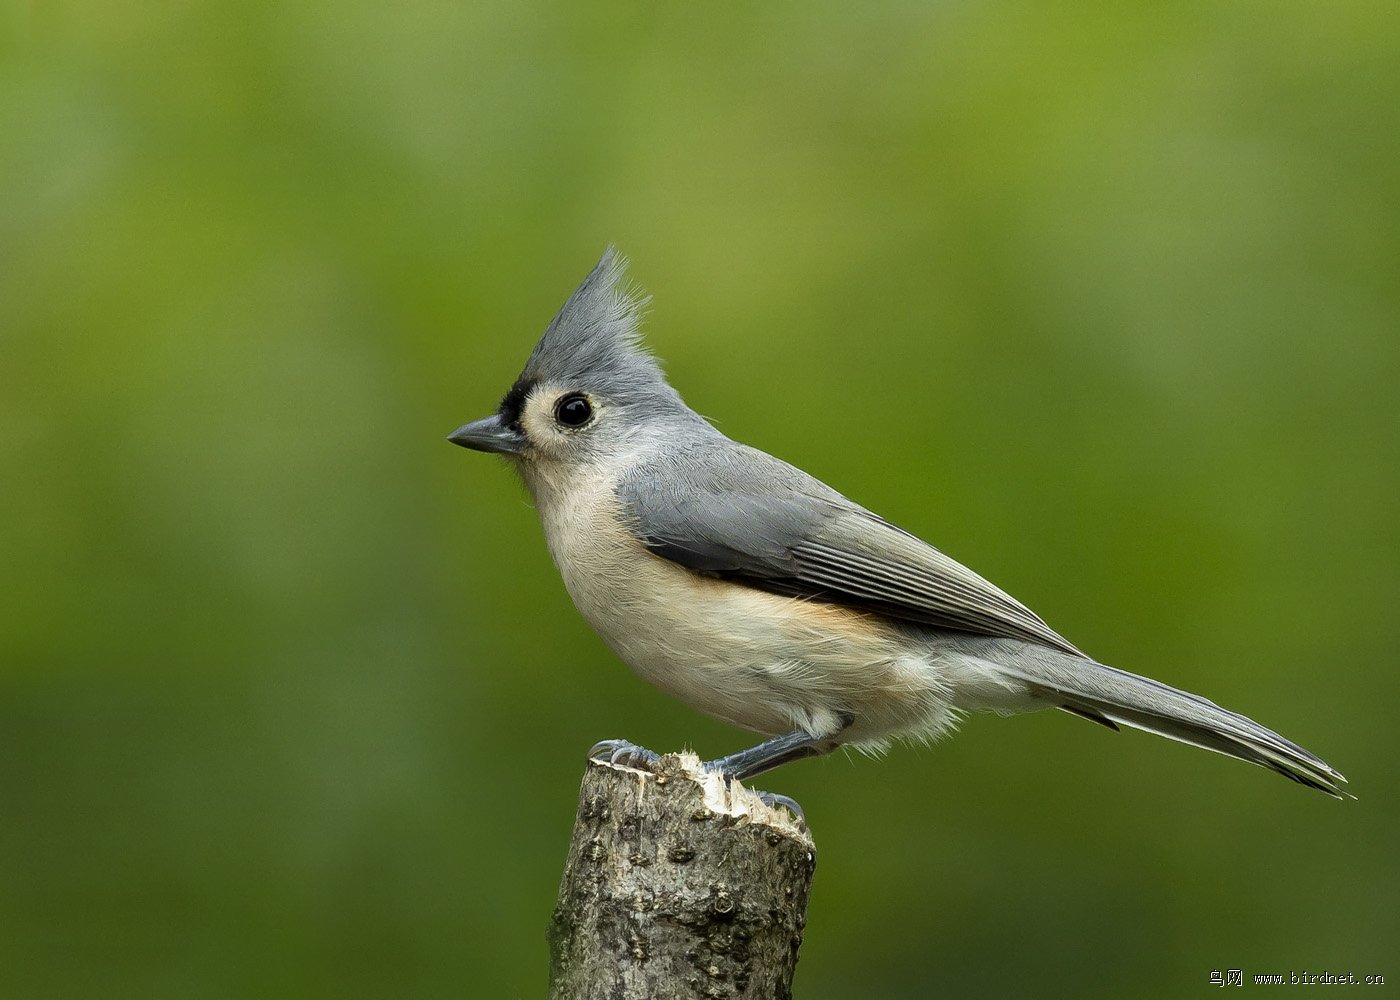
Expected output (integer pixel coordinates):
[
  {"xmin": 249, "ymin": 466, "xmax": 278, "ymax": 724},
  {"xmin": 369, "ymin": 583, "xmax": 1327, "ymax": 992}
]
[{"xmin": 619, "ymin": 443, "xmax": 1082, "ymax": 656}]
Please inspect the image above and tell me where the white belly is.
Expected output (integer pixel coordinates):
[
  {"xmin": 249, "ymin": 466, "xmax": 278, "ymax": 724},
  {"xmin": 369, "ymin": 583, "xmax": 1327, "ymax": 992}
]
[{"xmin": 526, "ymin": 462, "xmax": 958, "ymax": 743}]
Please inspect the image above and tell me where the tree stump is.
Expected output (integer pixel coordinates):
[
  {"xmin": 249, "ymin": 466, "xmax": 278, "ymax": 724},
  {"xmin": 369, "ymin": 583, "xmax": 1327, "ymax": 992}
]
[{"xmin": 547, "ymin": 752, "xmax": 817, "ymax": 999}]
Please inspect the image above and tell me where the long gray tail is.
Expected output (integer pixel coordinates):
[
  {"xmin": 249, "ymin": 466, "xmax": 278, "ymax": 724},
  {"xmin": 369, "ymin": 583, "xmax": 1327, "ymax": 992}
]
[{"xmin": 992, "ymin": 647, "xmax": 1349, "ymax": 797}]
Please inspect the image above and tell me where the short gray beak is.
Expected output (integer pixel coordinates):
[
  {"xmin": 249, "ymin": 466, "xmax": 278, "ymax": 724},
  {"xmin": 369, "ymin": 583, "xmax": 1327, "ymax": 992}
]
[{"xmin": 447, "ymin": 414, "xmax": 526, "ymax": 455}]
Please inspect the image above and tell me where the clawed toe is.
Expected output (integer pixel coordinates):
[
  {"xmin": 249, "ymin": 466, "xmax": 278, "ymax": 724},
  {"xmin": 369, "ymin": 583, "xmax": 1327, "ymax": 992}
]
[
  {"xmin": 588, "ymin": 741, "xmax": 806, "ymax": 827},
  {"xmin": 756, "ymin": 790, "xmax": 807, "ymax": 827},
  {"xmin": 588, "ymin": 738, "xmax": 662, "ymax": 771}
]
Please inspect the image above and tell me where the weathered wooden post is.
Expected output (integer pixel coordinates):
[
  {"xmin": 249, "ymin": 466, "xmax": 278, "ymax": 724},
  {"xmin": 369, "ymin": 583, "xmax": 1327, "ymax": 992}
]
[{"xmin": 548, "ymin": 752, "xmax": 817, "ymax": 999}]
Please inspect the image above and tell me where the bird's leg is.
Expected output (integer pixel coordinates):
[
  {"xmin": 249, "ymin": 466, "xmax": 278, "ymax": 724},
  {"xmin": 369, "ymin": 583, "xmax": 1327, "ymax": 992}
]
[
  {"xmin": 700, "ymin": 730, "xmax": 840, "ymax": 782},
  {"xmin": 590, "ymin": 714, "xmax": 853, "ymax": 783}
]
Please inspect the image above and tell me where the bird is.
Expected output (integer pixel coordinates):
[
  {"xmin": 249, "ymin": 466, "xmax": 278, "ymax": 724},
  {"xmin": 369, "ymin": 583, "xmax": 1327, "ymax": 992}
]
[{"xmin": 448, "ymin": 248, "xmax": 1347, "ymax": 800}]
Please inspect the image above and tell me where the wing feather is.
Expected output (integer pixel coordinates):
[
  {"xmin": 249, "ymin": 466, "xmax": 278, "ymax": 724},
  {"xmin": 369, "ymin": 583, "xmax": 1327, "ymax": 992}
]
[{"xmin": 620, "ymin": 444, "xmax": 1081, "ymax": 656}]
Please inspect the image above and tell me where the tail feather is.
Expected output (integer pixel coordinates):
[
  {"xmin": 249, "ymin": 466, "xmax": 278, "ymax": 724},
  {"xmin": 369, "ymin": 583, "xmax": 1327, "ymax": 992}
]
[{"xmin": 997, "ymin": 652, "xmax": 1349, "ymax": 798}]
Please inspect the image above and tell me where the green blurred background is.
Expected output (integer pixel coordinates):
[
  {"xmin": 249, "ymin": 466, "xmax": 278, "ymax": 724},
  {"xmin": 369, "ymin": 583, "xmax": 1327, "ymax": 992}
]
[{"xmin": 3, "ymin": 2, "xmax": 1397, "ymax": 996}]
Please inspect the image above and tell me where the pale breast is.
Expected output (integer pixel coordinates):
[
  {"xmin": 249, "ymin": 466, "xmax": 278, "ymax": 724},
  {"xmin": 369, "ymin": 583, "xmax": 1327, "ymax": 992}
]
[{"xmin": 527, "ymin": 461, "xmax": 939, "ymax": 739}]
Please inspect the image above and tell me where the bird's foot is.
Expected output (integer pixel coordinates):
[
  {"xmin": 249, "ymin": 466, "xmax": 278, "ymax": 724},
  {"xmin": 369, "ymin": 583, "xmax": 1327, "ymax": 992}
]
[
  {"xmin": 697, "ymin": 757, "xmax": 808, "ymax": 828},
  {"xmin": 590, "ymin": 739, "xmax": 806, "ymax": 828},
  {"xmin": 588, "ymin": 738, "xmax": 662, "ymax": 771},
  {"xmin": 755, "ymin": 790, "xmax": 807, "ymax": 829}
]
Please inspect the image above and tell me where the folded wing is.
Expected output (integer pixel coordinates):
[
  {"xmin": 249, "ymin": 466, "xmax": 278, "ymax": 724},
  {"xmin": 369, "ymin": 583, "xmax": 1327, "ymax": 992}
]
[{"xmin": 620, "ymin": 443, "xmax": 1081, "ymax": 656}]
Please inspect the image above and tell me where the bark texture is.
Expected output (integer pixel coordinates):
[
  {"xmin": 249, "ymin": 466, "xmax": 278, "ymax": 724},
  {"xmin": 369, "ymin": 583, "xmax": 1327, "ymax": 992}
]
[{"xmin": 548, "ymin": 752, "xmax": 817, "ymax": 1000}]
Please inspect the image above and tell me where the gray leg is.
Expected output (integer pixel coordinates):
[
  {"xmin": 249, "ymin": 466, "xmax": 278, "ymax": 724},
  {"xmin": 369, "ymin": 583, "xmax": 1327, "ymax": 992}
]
[
  {"xmin": 702, "ymin": 729, "xmax": 841, "ymax": 781},
  {"xmin": 586, "ymin": 735, "xmax": 822, "ymax": 778},
  {"xmin": 590, "ymin": 715, "xmax": 852, "ymax": 782}
]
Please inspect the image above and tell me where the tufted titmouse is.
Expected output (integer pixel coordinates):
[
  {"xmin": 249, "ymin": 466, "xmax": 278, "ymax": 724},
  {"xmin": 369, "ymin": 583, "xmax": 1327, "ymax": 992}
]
[{"xmin": 449, "ymin": 249, "xmax": 1346, "ymax": 798}]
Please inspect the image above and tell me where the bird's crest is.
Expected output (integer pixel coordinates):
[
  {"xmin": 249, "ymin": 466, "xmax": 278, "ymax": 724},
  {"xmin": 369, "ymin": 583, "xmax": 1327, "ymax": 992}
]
[{"xmin": 515, "ymin": 247, "xmax": 664, "ymax": 396}]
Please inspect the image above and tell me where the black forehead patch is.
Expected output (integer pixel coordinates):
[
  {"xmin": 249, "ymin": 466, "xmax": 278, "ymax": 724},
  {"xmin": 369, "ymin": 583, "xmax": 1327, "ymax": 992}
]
[{"xmin": 498, "ymin": 376, "xmax": 537, "ymax": 430}]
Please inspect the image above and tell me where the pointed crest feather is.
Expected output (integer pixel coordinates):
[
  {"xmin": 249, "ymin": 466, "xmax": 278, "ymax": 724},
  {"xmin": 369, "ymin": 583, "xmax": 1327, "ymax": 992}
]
[{"xmin": 517, "ymin": 247, "xmax": 666, "ymax": 396}]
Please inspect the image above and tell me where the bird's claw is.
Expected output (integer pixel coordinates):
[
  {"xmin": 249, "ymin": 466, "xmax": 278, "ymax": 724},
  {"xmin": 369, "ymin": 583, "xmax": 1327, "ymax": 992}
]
[
  {"xmin": 696, "ymin": 759, "xmax": 806, "ymax": 828},
  {"xmin": 588, "ymin": 738, "xmax": 662, "ymax": 772},
  {"xmin": 755, "ymin": 790, "xmax": 807, "ymax": 828},
  {"xmin": 589, "ymin": 740, "xmax": 806, "ymax": 828}
]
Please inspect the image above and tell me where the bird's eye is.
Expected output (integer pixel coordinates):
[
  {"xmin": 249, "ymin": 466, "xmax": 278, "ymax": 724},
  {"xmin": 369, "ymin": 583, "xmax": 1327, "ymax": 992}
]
[{"xmin": 554, "ymin": 393, "xmax": 593, "ymax": 428}]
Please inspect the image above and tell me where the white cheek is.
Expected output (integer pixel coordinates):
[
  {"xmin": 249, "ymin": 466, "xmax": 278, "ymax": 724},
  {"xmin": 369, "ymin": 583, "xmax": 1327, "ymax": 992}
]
[{"xmin": 519, "ymin": 407, "xmax": 562, "ymax": 452}]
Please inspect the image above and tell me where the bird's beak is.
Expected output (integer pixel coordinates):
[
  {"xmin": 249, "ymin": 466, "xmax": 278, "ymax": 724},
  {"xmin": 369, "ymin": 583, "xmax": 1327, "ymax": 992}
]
[{"xmin": 447, "ymin": 414, "xmax": 527, "ymax": 455}]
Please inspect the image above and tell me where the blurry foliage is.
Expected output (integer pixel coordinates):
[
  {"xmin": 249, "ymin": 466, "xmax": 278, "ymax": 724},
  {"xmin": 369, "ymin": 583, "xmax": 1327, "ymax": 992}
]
[{"xmin": 2, "ymin": 2, "xmax": 1398, "ymax": 997}]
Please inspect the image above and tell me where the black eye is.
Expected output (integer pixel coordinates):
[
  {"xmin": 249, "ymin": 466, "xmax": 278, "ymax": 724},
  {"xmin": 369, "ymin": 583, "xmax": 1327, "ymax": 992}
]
[{"xmin": 554, "ymin": 393, "xmax": 593, "ymax": 428}]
